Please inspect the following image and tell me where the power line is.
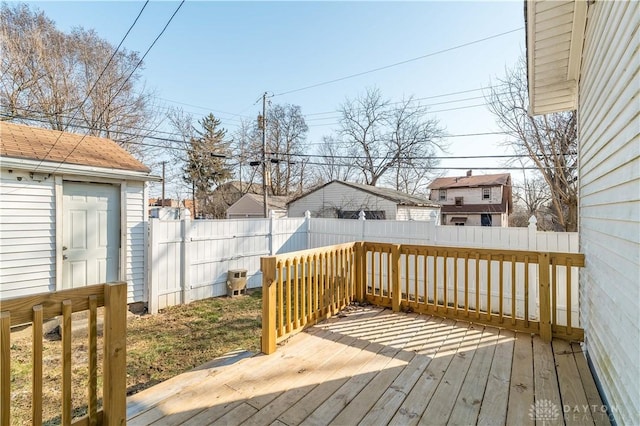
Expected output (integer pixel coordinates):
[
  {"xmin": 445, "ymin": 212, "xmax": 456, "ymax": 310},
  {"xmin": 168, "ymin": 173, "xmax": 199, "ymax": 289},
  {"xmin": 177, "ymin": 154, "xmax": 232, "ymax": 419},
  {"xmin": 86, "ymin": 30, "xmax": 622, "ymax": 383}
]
[
  {"xmin": 33, "ymin": 1, "xmax": 150, "ymax": 172},
  {"xmin": 39, "ymin": 0, "xmax": 186, "ymax": 175},
  {"xmin": 274, "ymin": 27, "xmax": 523, "ymax": 97},
  {"xmin": 267, "ymin": 151, "xmax": 573, "ymax": 161}
]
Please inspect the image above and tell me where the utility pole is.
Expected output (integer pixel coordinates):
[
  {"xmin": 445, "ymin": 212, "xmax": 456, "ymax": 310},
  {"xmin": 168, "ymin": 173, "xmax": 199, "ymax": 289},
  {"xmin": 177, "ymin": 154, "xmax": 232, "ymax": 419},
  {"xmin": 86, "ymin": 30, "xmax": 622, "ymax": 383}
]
[{"xmin": 261, "ymin": 92, "xmax": 269, "ymax": 218}]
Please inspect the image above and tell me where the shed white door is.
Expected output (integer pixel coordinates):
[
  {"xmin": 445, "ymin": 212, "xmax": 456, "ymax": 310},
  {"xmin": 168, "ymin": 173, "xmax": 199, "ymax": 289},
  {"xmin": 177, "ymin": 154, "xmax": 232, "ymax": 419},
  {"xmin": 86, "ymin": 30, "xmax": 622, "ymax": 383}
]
[{"xmin": 62, "ymin": 182, "xmax": 120, "ymax": 288}]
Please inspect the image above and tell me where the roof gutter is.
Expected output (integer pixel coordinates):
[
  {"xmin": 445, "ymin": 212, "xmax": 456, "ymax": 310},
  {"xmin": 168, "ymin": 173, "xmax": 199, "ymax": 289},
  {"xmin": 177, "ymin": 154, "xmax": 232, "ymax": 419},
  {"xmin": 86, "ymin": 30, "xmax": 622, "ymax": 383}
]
[{"xmin": 0, "ymin": 157, "xmax": 161, "ymax": 182}]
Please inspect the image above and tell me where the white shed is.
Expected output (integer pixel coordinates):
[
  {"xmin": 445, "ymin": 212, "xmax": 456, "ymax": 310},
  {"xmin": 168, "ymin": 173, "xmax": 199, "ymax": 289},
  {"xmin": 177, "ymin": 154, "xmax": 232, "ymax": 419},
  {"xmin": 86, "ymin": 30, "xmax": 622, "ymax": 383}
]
[
  {"xmin": 0, "ymin": 122, "xmax": 159, "ymax": 303},
  {"xmin": 288, "ymin": 180, "xmax": 440, "ymax": 221},
  {"xmin": 527, "ymin": 1, "xmax": 639, "ymax": 423}
]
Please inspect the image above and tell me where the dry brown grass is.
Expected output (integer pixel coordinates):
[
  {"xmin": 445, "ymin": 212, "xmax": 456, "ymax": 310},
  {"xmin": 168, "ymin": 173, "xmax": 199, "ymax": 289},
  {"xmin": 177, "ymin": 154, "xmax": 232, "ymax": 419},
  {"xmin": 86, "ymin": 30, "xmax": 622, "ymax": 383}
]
[{"xmin": 8, "ymin": 290, "xmax": 262, "ymax": 425}]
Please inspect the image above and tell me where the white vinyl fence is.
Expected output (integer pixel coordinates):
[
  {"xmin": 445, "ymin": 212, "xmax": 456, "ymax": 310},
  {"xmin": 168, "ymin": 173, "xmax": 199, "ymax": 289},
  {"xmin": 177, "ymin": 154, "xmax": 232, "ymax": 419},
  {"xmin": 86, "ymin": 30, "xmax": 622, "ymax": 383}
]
[{"xmin": 148, "ymin": 214, "xmax": 579, "ymax": 323}]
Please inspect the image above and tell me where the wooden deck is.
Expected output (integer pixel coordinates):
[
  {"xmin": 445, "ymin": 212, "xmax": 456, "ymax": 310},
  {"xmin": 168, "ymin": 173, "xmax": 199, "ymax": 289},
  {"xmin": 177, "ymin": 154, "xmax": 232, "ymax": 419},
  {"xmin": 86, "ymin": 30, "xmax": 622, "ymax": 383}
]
[{"xmin": 127, "ymin": 307, "xmax": 609, "ymax": 426}]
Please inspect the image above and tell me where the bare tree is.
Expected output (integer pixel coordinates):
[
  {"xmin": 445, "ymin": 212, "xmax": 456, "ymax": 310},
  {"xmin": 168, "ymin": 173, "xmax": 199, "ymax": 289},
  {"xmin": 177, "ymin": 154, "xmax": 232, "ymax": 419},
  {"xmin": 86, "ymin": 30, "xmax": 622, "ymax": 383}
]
[
  {"xmin": 312, "ymin": 136, "xmax": 356, "ymax": 184},
  {"xmin": 336, "ymin": 87, "xmax": 445, "ymax": 189},
  {"xmin": 0, "ymin": 3, "xmax": 158, "ymax": 158},
  {"xmin": 488, "ymin": 58, "xmax": 578, "ymax": 231}
]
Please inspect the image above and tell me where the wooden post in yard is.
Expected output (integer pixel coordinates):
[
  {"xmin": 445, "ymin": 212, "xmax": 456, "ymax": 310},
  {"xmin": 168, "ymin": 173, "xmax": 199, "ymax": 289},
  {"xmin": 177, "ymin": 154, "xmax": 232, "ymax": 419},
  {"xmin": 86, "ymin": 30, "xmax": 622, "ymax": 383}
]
[
  {"xmin": 103, "ymin": 282, "xmax": 127, "ymax": 425},
  {"xmin": 391, "ymin": 245, "xmax": 402, "ymax": 312},
  {"xmin": 261, "ymin": 256, "xmax": 277, "ymax": 354},
  {"xmin": 538, "ymin": 253, "xmax": 552, "ymax": 342}
]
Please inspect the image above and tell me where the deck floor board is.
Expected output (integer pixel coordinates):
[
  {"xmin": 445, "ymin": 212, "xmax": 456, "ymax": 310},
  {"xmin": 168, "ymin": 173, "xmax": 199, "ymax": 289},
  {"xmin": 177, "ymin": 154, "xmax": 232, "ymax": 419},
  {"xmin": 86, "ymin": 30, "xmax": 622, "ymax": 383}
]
[{"xmin": 127, "ymin": 306, "xmax": 607, "ymax": 426}]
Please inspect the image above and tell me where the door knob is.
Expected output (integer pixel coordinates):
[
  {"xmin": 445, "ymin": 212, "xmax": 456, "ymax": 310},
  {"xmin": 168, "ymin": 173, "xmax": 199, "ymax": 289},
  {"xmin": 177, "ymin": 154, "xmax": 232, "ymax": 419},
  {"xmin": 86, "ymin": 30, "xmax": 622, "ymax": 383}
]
[{"xmin": 63, "ymin": 254, "xmax": 68, "ymax": 260}]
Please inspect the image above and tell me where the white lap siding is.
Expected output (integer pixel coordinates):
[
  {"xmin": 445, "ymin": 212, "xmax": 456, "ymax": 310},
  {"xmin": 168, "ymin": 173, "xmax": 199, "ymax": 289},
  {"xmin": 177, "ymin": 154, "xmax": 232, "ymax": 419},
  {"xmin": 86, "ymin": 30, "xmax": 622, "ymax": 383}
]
[
  {"xmin": 125, "ymin": 181, "xmax": 147, "ymax": 303},
  {"xmin": 578, "ymin": 1, "xmax": 640, "ymax": 423},
  {"xmin": 0, "ymin": 169, "xmax": 56, "ymax": 298}
]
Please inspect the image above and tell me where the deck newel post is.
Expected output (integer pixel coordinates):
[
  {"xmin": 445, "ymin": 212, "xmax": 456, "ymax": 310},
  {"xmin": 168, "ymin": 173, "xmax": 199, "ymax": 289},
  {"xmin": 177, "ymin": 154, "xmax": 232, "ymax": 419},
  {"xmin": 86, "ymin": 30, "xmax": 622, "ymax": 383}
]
[
  {"xmin": 538, "ymin": 252, "xmax": 552, "ymax": 342},
  {"xmin": 261, "ymin": 256, "xmax": 278, "ymax": 354},
  {"xmin": 103, "ymin": 282, "xmax": 127, "ymax": 425},
  {"xmin": 355, "ymin": 242, "xmax": 364, "ymax": 302},
  {"xmin": 392, "ymin": 244, "xmax": 401, "ymax": 312}
]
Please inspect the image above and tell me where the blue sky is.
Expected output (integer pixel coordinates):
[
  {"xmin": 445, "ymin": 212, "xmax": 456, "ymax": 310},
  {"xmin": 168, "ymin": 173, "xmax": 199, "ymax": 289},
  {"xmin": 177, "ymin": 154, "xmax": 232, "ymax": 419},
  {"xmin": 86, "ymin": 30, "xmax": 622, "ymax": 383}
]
[{"xmin": 26, "ymin": 1, "xmax": 525, "ymax": 195}]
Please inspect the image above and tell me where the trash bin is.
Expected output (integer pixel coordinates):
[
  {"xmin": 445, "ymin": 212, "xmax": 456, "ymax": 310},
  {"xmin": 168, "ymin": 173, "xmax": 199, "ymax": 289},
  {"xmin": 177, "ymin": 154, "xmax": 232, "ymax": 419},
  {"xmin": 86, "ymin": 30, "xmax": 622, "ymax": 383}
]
[{"xmin": 226, "ymin": 269, "xmax": 248, "ymax": 297}]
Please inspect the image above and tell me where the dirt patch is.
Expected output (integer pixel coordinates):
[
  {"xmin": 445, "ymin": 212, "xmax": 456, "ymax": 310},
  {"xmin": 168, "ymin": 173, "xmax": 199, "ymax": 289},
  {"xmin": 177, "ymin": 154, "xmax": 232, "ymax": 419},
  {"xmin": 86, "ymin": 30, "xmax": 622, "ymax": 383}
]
[{"xmin": 7, "ymin": 290, "xmax": 262, "ymax": 425}]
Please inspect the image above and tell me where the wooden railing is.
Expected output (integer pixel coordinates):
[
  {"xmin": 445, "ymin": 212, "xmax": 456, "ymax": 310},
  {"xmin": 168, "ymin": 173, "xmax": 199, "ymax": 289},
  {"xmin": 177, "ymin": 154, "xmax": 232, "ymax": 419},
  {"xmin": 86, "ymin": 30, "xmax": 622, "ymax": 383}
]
[
  {"xmin": 261, "ymin": 242, "xmax": 585, "ymax": 354},
  {"xmin": 0, "ymin": 282, "xmax": 127, "ymax": 426},
  {"xmin": 260, "ymin": 242, "xmax": 357, "ymax": 354}
]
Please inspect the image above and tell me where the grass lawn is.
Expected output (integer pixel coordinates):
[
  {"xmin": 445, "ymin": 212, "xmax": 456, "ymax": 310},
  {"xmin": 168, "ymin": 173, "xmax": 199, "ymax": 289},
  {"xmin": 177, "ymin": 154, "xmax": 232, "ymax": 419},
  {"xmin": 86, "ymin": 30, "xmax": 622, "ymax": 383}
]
[{"xmin": 9, "ymin": 290, "xmax": 263, "ymax": 425}]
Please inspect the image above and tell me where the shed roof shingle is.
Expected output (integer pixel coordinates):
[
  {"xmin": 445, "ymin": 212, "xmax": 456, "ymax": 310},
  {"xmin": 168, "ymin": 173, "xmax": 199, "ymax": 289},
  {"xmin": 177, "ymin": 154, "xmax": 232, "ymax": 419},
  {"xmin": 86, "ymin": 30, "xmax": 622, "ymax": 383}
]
[{"xmin": 0, "ymin": 122, "xmax": 150, "ymax": 173}]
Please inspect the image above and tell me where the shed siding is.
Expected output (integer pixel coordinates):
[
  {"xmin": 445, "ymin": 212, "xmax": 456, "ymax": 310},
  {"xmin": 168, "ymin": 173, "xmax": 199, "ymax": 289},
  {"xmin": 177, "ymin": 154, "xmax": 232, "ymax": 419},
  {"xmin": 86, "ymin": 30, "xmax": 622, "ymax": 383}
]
[
  {"xmin": 126, "ymin": 182, "xmax": 146, "ymax": 303},
  {"xmin": 578, "ymin": 2, "xmax": 640, "ymax": 423},
  {"xmin": 0, "ymin": 169, "xmax": 56, "ymax": 298},
  {"xmin": 288, "ymin": 182, "xmax": 398, "ymax": 219}
]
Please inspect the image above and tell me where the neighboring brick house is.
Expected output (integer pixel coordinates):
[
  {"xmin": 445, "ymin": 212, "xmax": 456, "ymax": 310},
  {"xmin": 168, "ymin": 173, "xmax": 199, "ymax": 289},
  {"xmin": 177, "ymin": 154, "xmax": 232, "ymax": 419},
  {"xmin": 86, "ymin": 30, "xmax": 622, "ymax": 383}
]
[{"xmin": 428, "ymin": 171, "xmax": 512, "ymax": 227}]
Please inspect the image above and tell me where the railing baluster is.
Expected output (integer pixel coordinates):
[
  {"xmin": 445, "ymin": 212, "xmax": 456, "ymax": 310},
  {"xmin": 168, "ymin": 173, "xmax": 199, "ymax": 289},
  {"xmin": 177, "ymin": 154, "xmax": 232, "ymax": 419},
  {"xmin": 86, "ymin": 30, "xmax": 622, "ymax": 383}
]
[
  {"xmin": 464, "ymin": 253, "xmax": 469, "ymax": 317},
  {"xmin": 285, "ymin": 259, "xmax": 292, "ymax": 333},
  {"xmin": 433, "ymin": 250, "xmax": 438, "ymax": 311},
  {"xmin": 301, "ymin": 257, "xmax": 307, "ymax": 327},
  {"xmin": 499, "ymin": 257, "xmax": 504, "ymax": 323},
  {"xmin": 414, "ymin": 251, "xmax": 419, "ymax": 308},
  {"xmin": 524, "ymin": 256, "xmax": 530, "ymax": 327},
  {"xmin": 486, "ymin": 254, "xmax": 492, "ymax": 321},
  {"xmin": 294, "ymin": 257, "xmax": 300, "ymax": 329},
  {"xmin": 277, "ymin": 261, "xmax": 284, "ymax": 337},
  {"xmin": 423, "ymin": 252, "xmax": 428, "ymax": 308},
  {"xmin": 32, "ymin": 305, "xmax": 43, "ymax": 426},
  {"xmin": 453, "ymin": 252, "xmax": 458, "ymax": 314},
  {"xmin": 566, "ymin": 258, "xmax": 573, "ymax": 335},
  {"xmin": 62, "ymin": 299, "xmax": 72, "ymax": 426},
  {"xmin": 475, "ymin": 253, "xmax": 480, "ymax": 319},
  {"xmin": 88, "ymin": 296, "xmax": 97, "ymax": 426},
  {"xmin": 443, "ymin": 251, "xmax": 448, "ymax": 311},
  {"xmin": 511, "ymin": 255, "xmax": 516, "ymax": 326},
  {"xmin": 1, "ymin": 311, "xmax": 11, "ymax": 426},
  {"xmin": 551, "ymin": 257, "xmax": 557, "ymax": 327}
]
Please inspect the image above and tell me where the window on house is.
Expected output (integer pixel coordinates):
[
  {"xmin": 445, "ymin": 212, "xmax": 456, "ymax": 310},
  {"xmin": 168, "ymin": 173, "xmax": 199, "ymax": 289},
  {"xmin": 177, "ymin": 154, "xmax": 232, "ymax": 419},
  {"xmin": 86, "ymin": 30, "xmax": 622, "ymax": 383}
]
[
  {"xmin": 481, "ymin": 213, "xmax": 493, "ymax": 226},
  {"xmin": 439, "ymin": 189, "xmax": 446, "ymax": 201},
  {"xmin": 483, "ymin": 188, "xmax": 491, "ymax": 200},
  {"xmin": 455, "ymin": 197, "xmax": 463, "ymax": 206}
]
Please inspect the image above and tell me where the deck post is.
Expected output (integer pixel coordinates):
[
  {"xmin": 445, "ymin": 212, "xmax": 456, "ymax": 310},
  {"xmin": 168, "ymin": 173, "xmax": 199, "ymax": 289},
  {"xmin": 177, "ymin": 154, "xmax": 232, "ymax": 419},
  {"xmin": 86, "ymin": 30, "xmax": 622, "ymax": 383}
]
[
  {"xmin": 261, "ymin": 256, "xmax": 278, "ymax": 354},
  {"xmin": 103, "ymin": 282, "xmax": 127, "ymax": 425},
  {"xmin": 538, "ymin": 253, "xmax": 552, "ymax": 342},
  {"xmin": 391, "ymin": 244, "xmax": 401, "ymax": 312}
]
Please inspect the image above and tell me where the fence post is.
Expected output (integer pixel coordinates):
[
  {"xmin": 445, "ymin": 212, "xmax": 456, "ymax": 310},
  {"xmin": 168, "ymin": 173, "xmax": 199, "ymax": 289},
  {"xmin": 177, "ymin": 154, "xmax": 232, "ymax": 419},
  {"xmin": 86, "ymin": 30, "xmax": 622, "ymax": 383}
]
[
  {"xmin": 430, "ymin": 211, "xmax": 438, "ymax": 244},
  {"xmin": 305, "ymin": 210, "xmax": 311, "ymax": 250},
  {"xmin": 261, "ymin": 256, "xmax": 277, "ymax": 354},
  {"xmin": 528, "ymin": 215, "xmax": 538, "ymax": 250},
  {"xmin": 148, "ymin": 218, "xmax": 159, "ymax": 315},
  {"xmin": 269, "ymin": 213, "xmax": 275, "ymax": 255},
  {"xmin": 181, "ymin": 214, "xmax": 191, "ymax": 304},
  {"xmin": 103, "ymin": 282, "xmax": 127, "ymax": 425},
  {"xmin": 359, "ymin": 210, "xmax": 366, "ymax": 240},
  {"xmin": 391, "ymin": 244, "xmax": 401, "ymax": 312},
  {"xmin": 538, "ymin": 253, "xmax": 552, "ymax": 342}
]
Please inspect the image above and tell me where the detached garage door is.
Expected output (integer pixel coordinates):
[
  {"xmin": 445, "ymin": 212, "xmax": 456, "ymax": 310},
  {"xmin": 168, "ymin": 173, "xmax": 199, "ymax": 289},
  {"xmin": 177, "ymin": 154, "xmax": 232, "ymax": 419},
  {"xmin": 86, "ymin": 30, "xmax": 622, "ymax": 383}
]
[{"xmin": 62, "ymin": 182, "xmax": 120, "ymax": 289}]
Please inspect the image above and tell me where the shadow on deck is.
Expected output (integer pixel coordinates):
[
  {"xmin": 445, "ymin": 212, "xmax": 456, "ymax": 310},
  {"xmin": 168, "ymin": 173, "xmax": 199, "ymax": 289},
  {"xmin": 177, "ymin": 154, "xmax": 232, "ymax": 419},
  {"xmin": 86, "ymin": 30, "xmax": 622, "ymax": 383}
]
[{"xmin": 127, "ymin": 306, "xmax": 609, "ymax": 426}]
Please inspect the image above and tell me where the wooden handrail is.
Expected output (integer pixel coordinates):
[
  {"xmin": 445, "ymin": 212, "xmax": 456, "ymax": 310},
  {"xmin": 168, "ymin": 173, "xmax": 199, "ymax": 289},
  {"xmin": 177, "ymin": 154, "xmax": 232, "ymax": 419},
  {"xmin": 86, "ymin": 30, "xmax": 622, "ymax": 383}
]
[
  {"xmin": 261, "ymin": 241, "xmax": 585, "ymax": 353},
  {"xmin": 0, "ymin": 282, "xmax": 127, "ymax": 426}
]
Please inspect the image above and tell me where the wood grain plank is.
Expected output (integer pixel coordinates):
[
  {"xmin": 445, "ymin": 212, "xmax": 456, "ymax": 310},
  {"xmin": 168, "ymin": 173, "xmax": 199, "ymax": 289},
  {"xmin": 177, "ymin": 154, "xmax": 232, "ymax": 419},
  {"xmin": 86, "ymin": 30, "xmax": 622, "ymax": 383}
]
[
  {"xmin": 87, "ymin": 296, "xmax": 98, "ymax": 426},
  {"xmin": 477, "ymin": 329, "xmax": 515, "ymax": 426},
  {"xmin": 532, "ymin": 336, "xmax": 563, "ymax": 426},
  {"xmin": 1, "ymin": 312, "xmax": 11, "ymax": 426},
  {"xmin": 32, "ymin": 305, "xmax": 43, "ymax": 426},
  {"xmin": 553, "ymin": 339, "xmax": 594, "ymax": 425},
  {"xmin": 447, "ymin": 326, "xmax": 499, "ymax": 426},
  {"xmin": 62, "ymin": 300, "xmax": 72, "ymax": 426},
  {"xmin": 388, "ymin": 319, "xmax": 469, "ymax": 426},
  {"xmin": 505, "ymin": 332, "xmax": 534, "ymax": 426},
  {"xmin": 570, "ymin": 343, "xmax": 611, "ymax": 426},
  {"xmin": 418, "ymin": 323, "xmax": 485, "ymax": 425}
]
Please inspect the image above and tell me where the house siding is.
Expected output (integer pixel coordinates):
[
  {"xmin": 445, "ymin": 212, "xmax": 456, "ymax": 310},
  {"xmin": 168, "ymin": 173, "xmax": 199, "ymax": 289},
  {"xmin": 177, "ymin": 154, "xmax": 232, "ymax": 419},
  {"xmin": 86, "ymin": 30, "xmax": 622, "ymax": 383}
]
[
  {"xmin": 126, "ymin": 182, "xmax": 146, "ymax": 303},
  {"xmin": 288, "ymin": 182, "xmax": 398, "ymax": 219},
  {"xmin": 578, "ymin": 1, "xmax": 640, "ymax": 424},
  {"xmin": 0, "ymin": 169, "xmax": 56, "ymax": 298},
  {"xmin": 395, "ymin": 206, "xmax": 439, "ymax": 222}
]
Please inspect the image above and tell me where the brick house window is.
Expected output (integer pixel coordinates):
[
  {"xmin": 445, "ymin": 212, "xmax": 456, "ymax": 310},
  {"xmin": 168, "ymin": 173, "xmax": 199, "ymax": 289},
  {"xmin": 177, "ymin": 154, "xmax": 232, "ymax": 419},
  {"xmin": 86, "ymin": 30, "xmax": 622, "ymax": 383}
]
[
  {"xmin": 455, "ymin": 197, "xmax": 463, "ymax": 206},
  {"xmin": 439, "ymin": 189, "xmax": 446, "ymax": 201},
  {"xmin": 483, "ymin": 188, "xmax": 491, "ymax": 200}
]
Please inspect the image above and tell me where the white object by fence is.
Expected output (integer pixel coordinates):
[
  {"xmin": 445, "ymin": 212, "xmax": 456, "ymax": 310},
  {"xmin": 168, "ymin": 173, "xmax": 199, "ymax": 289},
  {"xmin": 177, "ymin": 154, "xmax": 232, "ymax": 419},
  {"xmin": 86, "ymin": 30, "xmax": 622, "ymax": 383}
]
[{"xmin": 148, "ymin": 213, "xmax": 578, "ymax": 323}]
